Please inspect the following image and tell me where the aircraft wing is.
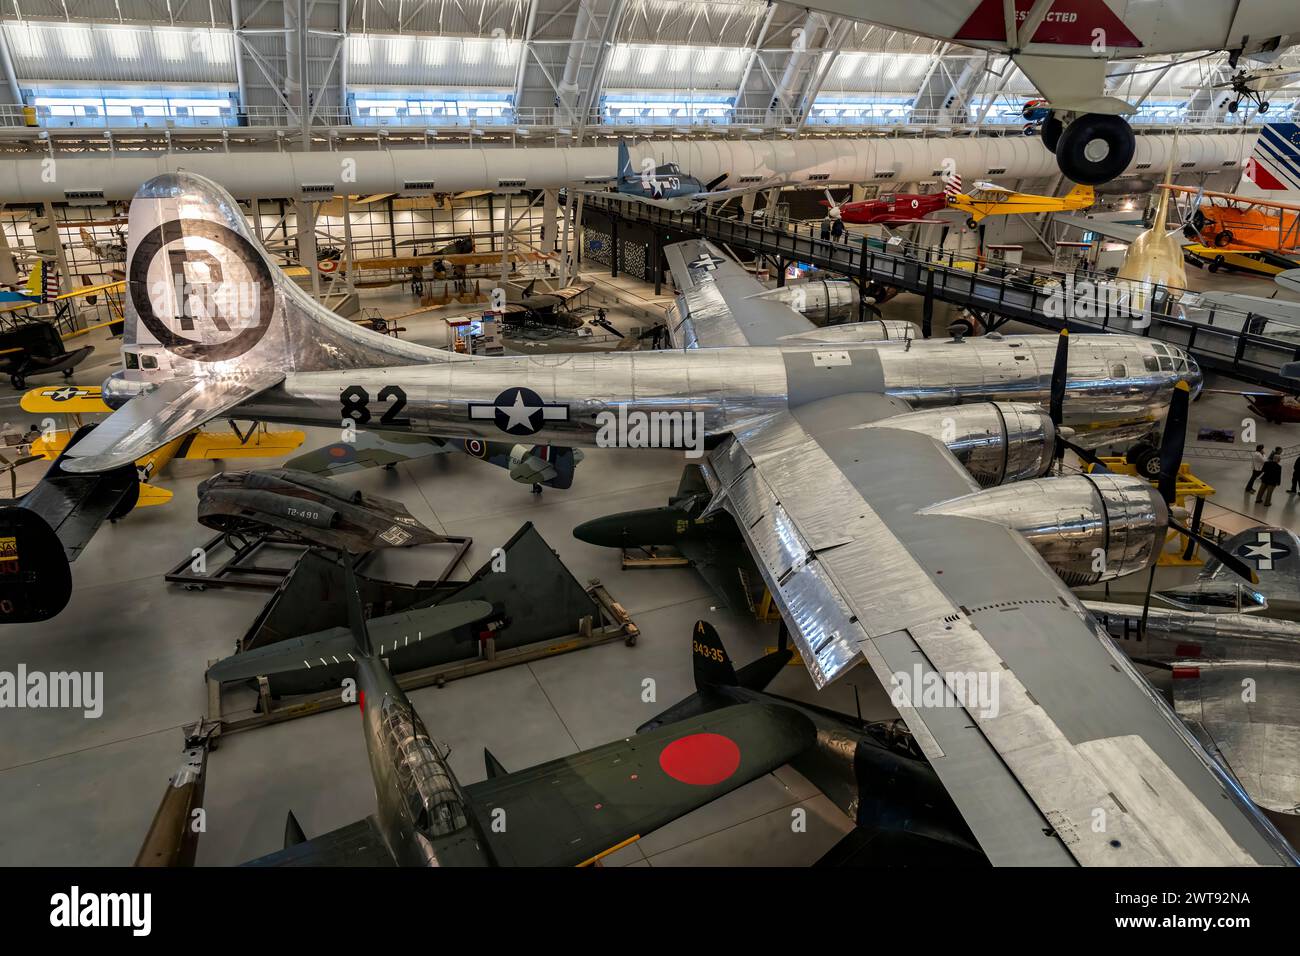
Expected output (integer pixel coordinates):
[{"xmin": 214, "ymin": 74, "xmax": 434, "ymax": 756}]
[
  {"xmin": 21, "ymin": 385, "xmax": 111, "ymax": 415},
  {"xmin": 244, "ymin": 816, "xmax": 396, "ymax": 866},
  {"xmin": 1182, "ymin": 290, "xmax": 1300, "ymax": 327},
  {"xmin": 1173, "ymin": 662, "xmax": 1300, "ymax": 819},
  {"xmin": 60, "ymin": 369, "xmax": 285, "ymax": 473},
  {"xmin": 287, "ymin": 432, "xmax": 451, "ymax": 476},
  {"xmin": 662, "ymin": 239, "xmax": 812, "ymax": 347},
  {"xmin": 463, "ymin": 703, "xmax": 814, "ymax": 866},
  {"xmin": 699, "ymin": 391, "xmax": 1294, "ymax": 866},
  {"xmin": 1055, "ymin": 214, "xmax": 1151, "ymax": 244},
  {"xmin": 174, "ymin": 426, "xmax": 306, "ymax": 460},
  {"xmin": 691, "ymin": 182, "xmax": 774, "ymax": 205}
]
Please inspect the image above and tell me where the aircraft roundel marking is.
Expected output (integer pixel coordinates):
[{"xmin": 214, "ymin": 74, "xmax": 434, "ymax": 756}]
[
  {"xmin": 327, "ymin": 444, "xmax": 354, "ymax": 460},
  {"xmin": 129, "ymin": 218, "xmax": 276, "ymax": 362},
  {"xmin": 464, "ymin": 438, "xmax": 487, "ymax": 458},
  {"xmin": 1235, "ymin": 531, "xmax": 1291, "ymax": 571},
  {"xmin": 658, "ymin": 732, "xmax": 741, "ymax": 786}
]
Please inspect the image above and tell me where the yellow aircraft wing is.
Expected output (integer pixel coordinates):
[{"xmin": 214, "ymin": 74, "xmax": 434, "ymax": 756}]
[
  {"xmin": 21, "ymin": 385, "xmax": 110, "ymax": 414},
  {"xmin": 136, "ymin": 483, "xmax": 173, "ymax": 507},
  {"xmin": 175, "ymin": 427, "xmax": 306, "ymax": 459}
]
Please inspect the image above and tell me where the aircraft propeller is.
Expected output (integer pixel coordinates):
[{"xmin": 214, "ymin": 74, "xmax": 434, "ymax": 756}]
[
  {"xmin": 1046, "ymin": 331, "xmax": 1255, "ymax": 616},
  {"xmin": 1138, "ymin": 380, "xmax": 1258, "ymax": 633},
  {"xmin": 822, "ymin": 189, "xmax": 843, "ymax": 222}
]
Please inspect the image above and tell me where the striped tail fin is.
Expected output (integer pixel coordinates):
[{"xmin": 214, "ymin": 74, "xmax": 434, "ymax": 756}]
[
  {"xmin": 1244, "ymin": 123, "xmax": 1300, "ymax": 196},
  {"xmin": 943, "ymin": 171, "xmax": 963, "ymax": 199}
]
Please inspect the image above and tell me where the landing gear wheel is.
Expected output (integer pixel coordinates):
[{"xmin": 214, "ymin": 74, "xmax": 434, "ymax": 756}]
[
  {"xmin": 1055, "ymin": 113, "xmax": 1136, "ymax": 186},
  {"xmin": 1126, "ymin": 442, "xmax": 1162, "ymax": 481},
  {"xmin": 62, "ymin": 368, "xmax": 73, "ymax": 378},
  {"xmin": 966, "ymin": 218, "xmax": 978, "ymax": 229},
  {"xmin": 1209, "ymin": 255, "xmax": 1226, "ymax": 273},
  {"xmin": 1040, "ymin": 115, "xmax": 1063, "ymax": 153},
  {"xmin": 1214, "ymin": 230, "xmax": 1234, "ymax": 248},
  {"xmin": 1260, "ymin": 101, "xmax": 1270, "ymax": 114},
  {"xmin": 1228, "ymin": 100, "xmax": 1240, "ymax": 114},
  {"xmin": 10, "ymin": 373, "xmax": 23, "ymax": 389},
  {"xmin": 1023, "ymin": 122, "xmax": 1037, "ymax": 136}
]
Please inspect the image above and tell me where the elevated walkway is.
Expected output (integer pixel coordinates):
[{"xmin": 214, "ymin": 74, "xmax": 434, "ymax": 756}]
[{"xmin": 586, "ymin": 197, "xmax": 1300, "ymax": 393}]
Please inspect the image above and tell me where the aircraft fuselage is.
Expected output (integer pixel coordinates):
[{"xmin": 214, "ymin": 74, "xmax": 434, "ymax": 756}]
[{"xmin": 235, "ymin": 334, "xmax": 1199, "ymax": 452}]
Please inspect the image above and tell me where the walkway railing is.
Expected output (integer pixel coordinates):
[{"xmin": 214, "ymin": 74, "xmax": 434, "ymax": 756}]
[{"xmin": 587, "ymin": 197, "xmax": 1300, "ymax": 392}]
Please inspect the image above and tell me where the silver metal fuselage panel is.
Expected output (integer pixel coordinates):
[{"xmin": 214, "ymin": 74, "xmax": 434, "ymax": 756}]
[{"xmin": 236, "ymin": 335, "xmax": 1195, "ymax": 449}]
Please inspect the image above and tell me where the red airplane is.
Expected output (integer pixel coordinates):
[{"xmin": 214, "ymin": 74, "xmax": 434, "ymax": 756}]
[{"xmin": 820, "ymin": 180, "xmax": 958, "ymax": 227}]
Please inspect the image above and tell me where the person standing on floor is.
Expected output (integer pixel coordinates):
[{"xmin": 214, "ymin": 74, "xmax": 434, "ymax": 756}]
[
  {"xmin": 1291, "ymin": 455, "xmax": 1300, "ymax": 494},
  {"xmin": 1258, "ymin": 450, "xmax": 1283, "ymax": 505},
  {"xmin": 1246, "ymin": 444, "xmax": 1266, "ymax": 492}
]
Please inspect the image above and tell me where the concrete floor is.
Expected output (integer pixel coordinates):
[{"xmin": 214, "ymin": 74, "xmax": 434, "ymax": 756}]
[{"xmin": 4, "ymin": 262, "xmax": 1299, "ymax": 868}]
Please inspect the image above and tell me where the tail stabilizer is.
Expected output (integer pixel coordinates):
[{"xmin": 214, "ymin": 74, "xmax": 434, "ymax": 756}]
[
  {"xmin": 484, "ymin": 748, "xmax": 508, "ymax": 779},
  {"xmin": 617, "ymin": 139, "xmax": 631, "ymax": 178},
  {"xmin": 1064, "ymin": 183, "xmax": 1095, "ymax": 205},
  {"xmin": 692, "ymin": 620, "xmax": 738, "ymax": 689},
  {"xmin": 284, "ymin": 811, "xmax": 307, "ymax": 848},
  {"xmin": 63, "ymin": 171, "xmax": 468, "ymax": 472},
  {"xmin": 1245, "ymin": 123, "xmax": 1300, "ymax": 196},
  {"xmin": 205, "ymin": 595, "xmax": 494, "ymax": 683},
  {"xmin": 1205, "ymin": 526, "xmax": 1300, "ymax": 605}
]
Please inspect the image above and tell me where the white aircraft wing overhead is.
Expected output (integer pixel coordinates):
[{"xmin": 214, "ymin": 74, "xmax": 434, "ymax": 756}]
[
  {"xmin": 701, "ymin": 391, "xmax": 1294, "ymax": 866},
  {"xmin": 60, "ymin": 369, "xmax": 285, "ymax": 472},
  {"xmin": 662, "ymin": 239, "xmax": 812, "ymax": 348},
  {"xmin": 691, "ymin": 182, "xmax": 775, "ymax": 205}
]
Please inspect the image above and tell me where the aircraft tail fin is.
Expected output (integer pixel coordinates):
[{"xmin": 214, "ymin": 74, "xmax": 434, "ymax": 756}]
[
  {"xmin": 692, "ymin": 621, "xmax": 738, "ymax": 689},
  {"xmin": 522, "ymin": 278, "xmax": 536, "ymax": 297},
  {"xmin": 1204, "ymin": 526, "xmax": 1300, "ymax": 604},
  {"xmin": 618, "ymin": 139, "xmax": 631, "ymax": 178},
  {"xmin": 1245, "ymin": 123, "xmax": 1300, "ymax": 196},
  {"xmin": 62, "ymin": 171, "xmax": 467, "ymax": 472},
  {"xmin": 1064, "ymin": 183, "xmax": 1094, "ymax": 205},
  {"xmin": 342, "ymin": 560, "xmax": 374, "ymax": 658}
]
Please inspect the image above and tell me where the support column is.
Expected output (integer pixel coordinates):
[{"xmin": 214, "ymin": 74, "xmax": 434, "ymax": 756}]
[
  {"xmin": 295, "ymin": 199, "xmax": 320, "ymax": 299},
  {"xmin": 541, "ymin": 188, "xmax": 558, "ymax": 254}
]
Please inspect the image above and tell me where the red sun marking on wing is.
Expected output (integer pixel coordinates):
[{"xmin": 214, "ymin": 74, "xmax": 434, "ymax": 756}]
[
  {"xmin": 658, "ymin": 732, "xmax": 741, "ymax": 786},
  {"xmin": 328, "ymin": 445, "xmax": 349, "ymax": 458}
]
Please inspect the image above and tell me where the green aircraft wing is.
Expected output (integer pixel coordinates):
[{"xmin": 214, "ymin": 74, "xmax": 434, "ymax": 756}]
[{"xmin": 464, "ymin": 702, "xmax": 815, "ymax": 866}]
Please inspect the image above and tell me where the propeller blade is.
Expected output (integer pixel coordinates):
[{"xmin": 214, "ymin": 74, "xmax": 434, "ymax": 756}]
[
  {"xmin": 1157, "ymin": 380, "xmax": 1191, "ymax": 504},
  {"xmin": 1169, "ymin": 519, "xmax": 1259, "ymax": 585},
  {"xmin": 1049, "ymin": 328, "xmax": 1069, "ymax": 427},
  {"xmin": 1061, "ymin": 438, "xmax": 1110, "ymax": 473}
]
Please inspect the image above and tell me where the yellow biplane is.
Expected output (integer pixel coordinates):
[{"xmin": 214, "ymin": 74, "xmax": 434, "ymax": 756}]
[{"xmin": 21, "ymin": 385, "xmax": 305, "ymax": 506}]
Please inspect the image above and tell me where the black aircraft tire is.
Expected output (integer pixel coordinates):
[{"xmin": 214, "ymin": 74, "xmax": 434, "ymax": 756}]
[
  {"xmin": 1040, "ymin": 115, "xmax": 1063, "ymax": 153},
  {"xmin": 1127, "ymin": 443, "xmax": 1162, "ymax": 481},
  {"xmin": 1055, "ymin": 114, "xmax": 1135, "ymax": 186}
]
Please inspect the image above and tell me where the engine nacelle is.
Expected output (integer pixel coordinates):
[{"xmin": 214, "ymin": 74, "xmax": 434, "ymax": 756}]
[
  {"xmin": 919, "ymin": 473, "xmax": 1166, "ymax": 586},
  {"xmin": 751, "ymin": 278, "xmax": 858, "ymax": 326},
  {"xmin": 866, "ymin": 402, "xmax": 1055, "ymax": 487}
]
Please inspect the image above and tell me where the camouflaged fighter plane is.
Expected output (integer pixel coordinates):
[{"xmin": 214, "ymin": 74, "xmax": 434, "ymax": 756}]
[
  {"xmin": 210, "ymin": 563, "xmax": 815, "ymax": 867},
  {"xmin": 55, "ymin": 170, "xmax": 1300, "ymax": 866}
]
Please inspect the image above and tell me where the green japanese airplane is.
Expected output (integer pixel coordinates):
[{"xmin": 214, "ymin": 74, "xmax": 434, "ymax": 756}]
[{"xmin": 209, "ymin": 560, "xmax": 814, "ymax": 867}]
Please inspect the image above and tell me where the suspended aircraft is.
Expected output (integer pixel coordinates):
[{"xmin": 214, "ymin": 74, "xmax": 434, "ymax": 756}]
[
  {"xmin": 575, "ymin": 140, "xmax": 777, "ymax": 211},
  {"xmin": 1182, "ymin": 63, "xmax": 1300, "ymax": 114},
  {"xmin": 51, "ymin": 170, "xmax": 1300, "ymax": 867},
  {"xmin": 790, "ymin": 1, "xmax": 1300, "ymax": 186}
]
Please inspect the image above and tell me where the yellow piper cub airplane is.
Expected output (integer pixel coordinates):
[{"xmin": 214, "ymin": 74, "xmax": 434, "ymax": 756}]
[
  {"xmin": 949, "ymin": 180, "xmax": 1095, "ymax": 229},
  {"xmin": 21, "ymin": 385, "xmax": 305, "ymax": 506}
]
